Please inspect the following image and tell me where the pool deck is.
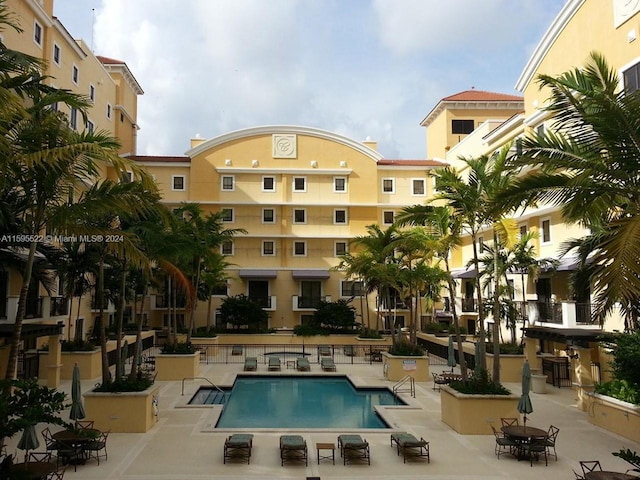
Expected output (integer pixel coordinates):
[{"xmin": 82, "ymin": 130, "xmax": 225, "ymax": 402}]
[{"xmin": 6, "ymin": 362, "xmax": 640, "ymax": 479}]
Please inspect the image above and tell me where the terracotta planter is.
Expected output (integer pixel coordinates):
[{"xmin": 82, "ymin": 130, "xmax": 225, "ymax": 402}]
[
  {"xmin": 440, "ymin": 385, "xmax": 520, "ymax": 435},
  {"xmin": 382, "ymin": 351, "xmax": 429, "ymax": 382},
  {"xmin": 155, "ymin": 352, "xmax": 200, "ymax": 381},
  {"xmin": 84, "ymin": 383, "xmax": 160, "ymax": 433},
  {"xmin": 585, "ymin": 393, "xmax": 640, "ymax": 443}
]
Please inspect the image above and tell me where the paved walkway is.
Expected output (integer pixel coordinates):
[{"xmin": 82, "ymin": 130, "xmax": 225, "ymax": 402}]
[{"xmin": 6, "ymin": 363, "xmax": 640, "ymax": 479}]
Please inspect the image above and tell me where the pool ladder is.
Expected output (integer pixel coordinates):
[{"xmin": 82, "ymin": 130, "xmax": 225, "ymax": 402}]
[
  {"xmin": 392, "ymin": 375, "xmax": 416, "ymax": 398},
  {"xmin": 182, "ymin": 377, "xmax": 226, "ymax": 404}
]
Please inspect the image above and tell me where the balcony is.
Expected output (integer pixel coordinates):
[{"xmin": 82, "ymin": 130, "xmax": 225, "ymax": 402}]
[
  {"xmin": 527, "ymin": 300, "xmax": 600, "ymax": 329},
  {"xmin": 248, "ymin": 296, "xmax": 277, "ymax": 311},
  {"xmin": 49, "ymin": 297, "xmax": 69, "ymax": 317},
  {"xmin": 292, "ymin": 295, "xmax": 331, "ymax": 311},
  {"xmin": 152, "ymin": 294, "xmax": 186, "ymax": 310},
  {"xmin": 24, "ymin": 298, "xmax": 43, "ymax": 319},
  {"xmin": 461, "ymin": 298, "xmax": 476, "ymax": 313}
]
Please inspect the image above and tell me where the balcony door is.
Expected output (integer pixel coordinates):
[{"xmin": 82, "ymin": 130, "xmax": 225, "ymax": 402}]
[
  {"xmin": 300, "ymin": 280, "xmax": 321, "ymax": 308},
  {"xmin": 248, "ymin": 280, "xmax": 269, "ymax": 308},
  {"xmin": 536, "ymin": 277, "xmax": 552, "ymax": 321}
]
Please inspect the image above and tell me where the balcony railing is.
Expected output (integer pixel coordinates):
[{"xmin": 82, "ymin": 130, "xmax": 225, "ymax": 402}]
[
  {"xmin": 49, "ymin": 297, "xmax": 69, "ymax": 317},
  {"xmin": 152, "ymin": 295, "xmax": 187, "ymax": 309},
  {"xmin": 25, "ymin": 298, "xmax": 43, "ymax": 319},
  {"xmin": 292, "ymin": 295, "xmax": 331, "ymax": 310},
  {"xmin": 461, "ymin": 298, "xmax": 476, "ymax": 312},
  {"xmin": 576, "ymin": 302, "xmax": 598, "ymax": 325},
  {"xmin": 249, "ymin": 296, "xmax": 277, "ymax": 310}
]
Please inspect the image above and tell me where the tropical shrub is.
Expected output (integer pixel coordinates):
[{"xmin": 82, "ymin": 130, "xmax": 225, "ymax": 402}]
[
  {"xmin": 161, "ymin": 341, "xmax": 196, "ymax": 354},
  {"xmin": 423, "ymin": 322, "xmax": 449, "ymax": 334},
  {"xmin": 485, "ymin": 342, "xmax": 524, "ymax": 355},
  {"xmin": 449, "ymin": 369, "xmax": 511, "ymax": 395},
  {"xmin": 595, "ymin": 379, "xmax": 640, "ymax": 405},
  {"xmin": 60, "ymin": 339, "xmax": 96, "ymax": 351},
  {"xmin": 359, "ymin": 328, "xmax": 383, "ymax": 339},
  {"xmin": 388, "ymin": 340, "xmax": 425, "ymax": 356},
  {"xmin": 94, "ymin": 370, "xmax": 154, "ymax": 392}
]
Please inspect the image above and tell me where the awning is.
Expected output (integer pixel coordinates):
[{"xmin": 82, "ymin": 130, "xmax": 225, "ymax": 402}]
[
  {"xmin": 451, "ymin": 267, "xmax": 476, "ymax": 279},
  {"xmin": 0, "ymin": 323, "xmax": 64, "ymax": 339},
  {"xmin": 238, "ymin": 269, "xmax": 278, "ymax": 279},
  {"xmin": 523, "ymin": 326, "xmax": 603, "ymax": 343},
  {"xmin": 291, "ymin": 270, "xmax": 331, "ymax": 280}
]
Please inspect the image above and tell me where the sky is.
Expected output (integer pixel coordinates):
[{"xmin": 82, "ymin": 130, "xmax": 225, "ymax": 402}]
[{"xmin": 53, "ymin": 0, "xmax": 566, "ymax": 159}]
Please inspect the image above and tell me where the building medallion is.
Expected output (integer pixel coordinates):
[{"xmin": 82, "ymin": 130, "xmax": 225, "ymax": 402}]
[{"xmin": 273, "ymin": 134, "xmax": 297, "ymax": 158}]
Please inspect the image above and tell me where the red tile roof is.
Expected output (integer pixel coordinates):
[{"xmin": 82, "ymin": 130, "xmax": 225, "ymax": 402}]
[
  {"xmin": 378, "ymin": 159, "xmax": 447, "ymax": 167},
  {"xmin": 97, "ymin": 55, "xmax": 126, "ymax": 65},
  {"xmin": 441, "ymin": 90, "xmax": 523, "ymax": 102}
]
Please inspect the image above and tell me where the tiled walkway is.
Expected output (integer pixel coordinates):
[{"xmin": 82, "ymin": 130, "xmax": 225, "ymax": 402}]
[{"xmin": 6, "ymin": 363, "xmax": 639, "ymax": 479}]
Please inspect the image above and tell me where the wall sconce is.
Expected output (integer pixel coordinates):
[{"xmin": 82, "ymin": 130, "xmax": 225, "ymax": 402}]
[
  {"xmin": 252, "ymin": 159, "xmax": 259, "ymax": 167},
  {"xmin": 310, "ymin": 161, "xmax": 318, "ymax": 168},
  {"xmin": 565, "ymin": 345, "xmax": 579, "ymax": 360},
  {"xmin": 340, "ymin": 161, "xmax": 347, "ymax": 167},
  {"xmin": 225, "ymin": 159, "xmax": 232, "ymax": 166}
]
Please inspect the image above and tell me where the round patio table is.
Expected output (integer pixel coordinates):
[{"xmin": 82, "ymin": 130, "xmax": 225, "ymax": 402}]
[
  {"xmin": 53, "ymin": 428, "xmax": 101, "ymax": 444},
  {"xmin": 10, "ymin": 461, "xmax": 57, "ymax": 479},
  {"xmin": 500, "ymin": 425, "xmax": 548, "ymax": 441},
  {"xmin": 584, "ymin": 472, "xmax": 638, "ymax": 480}
]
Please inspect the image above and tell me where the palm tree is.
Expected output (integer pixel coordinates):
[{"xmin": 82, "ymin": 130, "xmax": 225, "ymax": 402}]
[{"xmin": 502, "ymin": 52, "xmax": 640, "ymax": 323}]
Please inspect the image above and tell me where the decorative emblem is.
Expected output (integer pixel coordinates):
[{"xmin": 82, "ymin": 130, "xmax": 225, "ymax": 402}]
[
  {"xmin": 614, "ymin": 0, "xmax": 640, "ymax": 27},
  {"xmin": 273, "ymin": 134, "xmax": 297, "ymax": 158}
]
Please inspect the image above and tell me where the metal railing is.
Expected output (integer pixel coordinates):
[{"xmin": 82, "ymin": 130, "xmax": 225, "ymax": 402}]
[
  {"xmin": 393, "ymin": 375, "xmax": 415, "ymax": 398},
  {"xmin": 181, "ymin": 377, "xmax": 226, "ymax": 403}
]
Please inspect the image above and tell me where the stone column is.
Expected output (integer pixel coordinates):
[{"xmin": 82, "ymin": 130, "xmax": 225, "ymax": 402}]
[
  {"xmin": 523, "ymin": 337, "xmax": 540, "ymax": 371},
  {"xmin": 572, "ymin": 346, "xmax": 594, "ymax": 411},
  {"xmin": 46, "ymin": 334, "xmax": 62, "ymax": 388}
]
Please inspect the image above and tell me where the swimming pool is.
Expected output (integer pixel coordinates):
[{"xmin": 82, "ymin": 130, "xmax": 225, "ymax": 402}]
[{"xmin": 191, "ymin": 375, "xmax": 404, "ymax": 429}]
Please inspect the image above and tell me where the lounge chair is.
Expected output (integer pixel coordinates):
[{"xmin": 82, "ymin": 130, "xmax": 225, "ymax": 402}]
[
  {"xmin": 321, "ymin": 357, "xmax": 336, "ymax": 372},
  {"xmin": 244, "ymin": 357, "xmax": 257, "ymax": 371},
  {"xmin": 337, "ymin": 434, "xmax": 370, "ymax": 465},
  {"xmin": 296, "ymin": 357, "xmax": 310, "ymax": 371},
  {"xmin": 224, "ymin": 434, "xmax": 253, "ymax": 464},
  {"xmin": 279, "ymin": 435, "xmax": 308, "ymax": 466},
  {"xmin": 318, "ymin": 345, "xmax": 332, "ymax": 356},
  {"xmin": 432, "ymin": 372, "xmax": 447, "ymax": 391},
  {"xmin": 390, "ymin": 432, "xmax": 430, "ymax": 463},
  {"xmin": 268, "ymin": 356, "xmax": 281, "ymax": 371},
  {"xmin": 343, "ymin": 345, "xmax": 356, "ymax": 356},
  {"xmin": 231, "ymin": 345, "xmax": 243, "ymax": 356}
]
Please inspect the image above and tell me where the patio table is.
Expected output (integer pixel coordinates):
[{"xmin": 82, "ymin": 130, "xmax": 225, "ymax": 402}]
[
  {"xmin": 501, "ymin": 425, "xmax": 548, "ymax": 460},
  {"xmin": 10, "ymin": 461, "xmax": 57, "ymax": 479},
  {"xmin": 584, "ymin": 472, "xmax": 638, "ymax": 480}
]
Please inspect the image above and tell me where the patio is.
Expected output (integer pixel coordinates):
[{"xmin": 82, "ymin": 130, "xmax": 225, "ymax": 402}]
[{"xmin": 4, "ymin": 361, "xmax": 639, "ymax": 479}]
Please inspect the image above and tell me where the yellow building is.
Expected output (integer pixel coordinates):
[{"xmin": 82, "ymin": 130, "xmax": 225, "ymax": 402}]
[
  {"xmin": 423, "ymin": 0, "xmax": 637, "ymax": 341},
  {"xmin": 132, "ymin": 126, "xmax": 445, "ymax": 331}
]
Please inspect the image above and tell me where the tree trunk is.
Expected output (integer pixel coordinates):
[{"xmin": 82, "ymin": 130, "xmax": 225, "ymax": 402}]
[
  {"xmin": 98, "ymin": 256, "xmax": 110, "ymax": 385},
  {"xmin": 492, "ymin": 230, "xmax": 501, "ymax": 384},
  {"xmin": 445, "ymin": 258, "xmax": 468, "ymax": 380},
  {"xmin": 471, "ymin": 233, "xmax": 487, "ymax": 372},
  {"xmin": 115, "ymin": 264, "xmax": 127, "ymax": 381}
]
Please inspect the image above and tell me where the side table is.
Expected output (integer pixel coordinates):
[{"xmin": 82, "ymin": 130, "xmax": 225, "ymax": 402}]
[{"xmin": 316, "ymin": 442, "xmax": 336, "ymax": 465}]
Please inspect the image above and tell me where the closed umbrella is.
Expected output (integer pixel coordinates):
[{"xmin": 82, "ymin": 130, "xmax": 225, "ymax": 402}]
[
  {"xmin": 70, "ymin": 363, "xmax": 86, "ymax": 422},
  {"xmin": 17, "ymin": 424, "xmax": 39, "ymax": 462},
  {"xmin": 447, "ymin": 335, "xmax": 457, "ymax": 371},
  {"xmin": 517, "ymin": 360, "xmax": 534, "ymax": 428},
  {"xmin": 120, "ymin": 340, "xmax": 129, "ymax": 377},
  {"xmin": 474, "ymin": 341, "xmax": 483, "ymax": 375}
]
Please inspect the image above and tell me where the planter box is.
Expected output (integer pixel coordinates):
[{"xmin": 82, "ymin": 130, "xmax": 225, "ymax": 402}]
[
  {"xmin": 440, "ymin": 385, "xmax": 520, "ymax": 435},
  {"xmin": 586, "ymin": 393, "xmax": 640, "ymax": 443},
  {"xmin": 84, "ymin": 383, "xmax": 160, "ymax": 433},
  {"xmin": 382, "ymin": 351, "xmax": 429, "ymax": 382},
  {"xmin": 486, "ymin": 354, "xmax": 526, "ymax": 383},
  {"xmin": 38, "ymin": 348, "xmax": 102, "ymax": 380},
  {"xmin": 155, "ymin": 352, "xmax": 200, "ymax": 381}
]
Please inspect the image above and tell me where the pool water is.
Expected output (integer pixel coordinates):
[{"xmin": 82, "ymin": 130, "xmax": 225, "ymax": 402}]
[{"xmin": 193, "ymin": 376, "xmax": 404, "ymax": 428}]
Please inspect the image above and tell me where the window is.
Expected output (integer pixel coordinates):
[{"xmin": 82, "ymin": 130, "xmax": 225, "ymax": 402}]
[
  {"xmin": 478, "ymin": 236, "xmax": 485, "ymax": 251},
  {"xmin": 519, "ymin": 224, "xmax": 528, "ymax": 238},
  {"xmin": 34, "ymin": 21, "xmax": 42, "ymax": 46},
  {"xmin": 452, "ymin": 119, "xmax": 474, "ymax": 134},
  {"xmin": 262, "ymin": 176, "xmax": 275, "ymax": 191},
  {"xmin": 412, "ymin": 179, "xmax": 426, "ymax": 195},
  {"xmin": 333, "ymin": 177, "xmax": 347, "ymax": 192},
  {"xmin": 536, "ymin": 124, "xmax": 545, "ymax": 137},
  {"xmin": 121, "ymin": 171, "xmax": 133, "ymax": 183},
  {"xmin": 262, "ymin": 208, "xmax": 275, "ymax": 223},
  {"xmin": 382, "ymin": 178, "xmax": 395, "ymax": 193},
  {"xmin": 293, "ymin": 177, "xmax": 306, "ymax": 192},
  {"xmin": 86, "ymin": 120, "xmax": 94, "ymax": 134},
  {"xmin": 172, "ymin": 175, "xmax": 185, "ymax": 191},
  {"xmin": 335, "ymin": 241, "xmax": 347, "ymax": 256},
  {"xmin": 106, "ymin": 103, "xmax": 112, "ymax": 119},
  {"xmin": 69, "ymin": 108, "xmax": 78, "ymax": 130},
  {"xmin": 383, "ymin": 211, "xmax": 394, "ymax": 224},
  {"xmin": 541, "ymin": 219, "xmax": 551, "ymax": 243},
  {"xmin": 334, "ymin": 209, "xmax": 347, "ymax": 224},
  {"xmin": 72, "ymin": 65, "xmax": 79, "ymax": 85},
  {"xmin": 53, "ymin": 44, "xmax": 61, "ymax": 65},
  {"xmin": 293, "ymin": 209, "xmax": 306, "ymax": 224},
  {"xmin": 221, "ymin": 208, "xmax": 234, "ymax": 223},
  {"xmin": 293, "ymin": 241, "xmax": 306, "ymax": 256},
  {"xmin": 221, "ymin": 240, "xmax": 234, "ymax": 256},
  {"xmin": 89, "ymin": 84, "xmax": 95, "ymax": 102},
  {"xmin": 624, "ymin": 61, "xmax": 640, "ymax": 94},
  {"xmin": 341, "ymin": 280, "xmax": 364, "ymax": 297},
  {"xmin": 262, "ymin": 240, "xmax": 275, "ymax": 256},
  {"xmin": 221, "ymin": 175, "xmax": 235, "ymax": 191}
]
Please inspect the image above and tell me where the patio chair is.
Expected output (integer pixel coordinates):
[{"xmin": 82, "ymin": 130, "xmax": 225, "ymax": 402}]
[
  {"xmin": 54, "ymin": 438, "xmax": 84, "ymax": 472},
  {"xmin": 524, "ymin": 435, "xmax": 548, "ymax": 467},
  {"xmin": 337, "ymin": 434, "xmax": 370, "ymax": 465},
  {"xmin": 231, "ymin": 345, "xmax": 243, "ymax": 356},
  {"xmin": 268, "ymin": 356, "xmax": 281, "ymax": 371},
  {"xmin": 41, "ymin": 428, "xmax": 61, "ymax": 452},
  {"xmin": 223, "ymin": 434, "xmax": 253, "ymax": 464},
  {"xmin": 318, "ymin": 345, "xmax": 332, "ymax": 356},
  {"xmin": 500, "ymin": 417, "xmax": 519, "ymax": 427},
  {"xmin": 84, "ymin": 429, "xmax": 110, "ymax": 465},
  {"xmin": 579, "ymin": 460, "xmax": 602, "ymax": 475},
  {"xmin": 74, "ymin": 420, "xmax": 94, "ymax": 430},
  {"xmin": 321, "ymin": 357, "xmax": 336, "ymax": 372},
  {"xmin": 244, "ymin": 357, "xmax": 257, "ymax": 371},
  {"xmin": 28, "ymin": 452, "xmax": 52, "ymax": 463},
  {"xmin": 297, "ymin": 357, "xmax": 311, "ymax": 371},
  {"xmin": 544, "ymin": 425, "xmax": 559, "ymax": 460},
  {"xmin": 344, "ymin": 345, "xmax": 356, "ymax": 356},
  {"xmin": 390, "ymin": 432, "xmax": 429, "ymax": 463},
  {"xmin": 573, "ymin": 470, "xmax": 585, "ymax": 480},
  {"xmin": 491, "ymin": 426, "xmax": 517, "ymax": 459},
  {"xmin": 279, "ymin": 435, "xmax": 308, "ymax": 466},
  {"xmin": 46, "ymin": 465, "xmax": 66, "ymax": 480},
  {"xmin": 432, "ymin": 372, "xmax": 447, "ymax": 391}
]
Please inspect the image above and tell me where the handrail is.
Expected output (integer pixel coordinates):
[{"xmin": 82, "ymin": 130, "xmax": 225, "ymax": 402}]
[
  {"xmin": 181, "ymin": 377, "xmax": 225, "ymax": 397},
  {"xmin": 392, "ymin": 374, "xmax": 415, "ymax": 398}
]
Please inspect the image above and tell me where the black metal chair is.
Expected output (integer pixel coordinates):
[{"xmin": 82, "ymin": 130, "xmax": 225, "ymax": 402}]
[
  {"xmin": 544, "ymin": 425, "xmax": 559, "ymax": 460},
  {"xmin": 524, "ymin": 435, "xmax": 548, "ymax": 466},
  {"xmin": 491, "ymin": 426, "xmax": 517, "ymax": 459},
  {"xmin": 84, "ymin": 430, "xmax": 110, "ymax": 465},
  {"xmin": 580, "ymin": 460, "xmax": 602, "ymax": 475},
  {"xmin": 500, "ymin": 417, "xmax": 519, "ymax": 427}
]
